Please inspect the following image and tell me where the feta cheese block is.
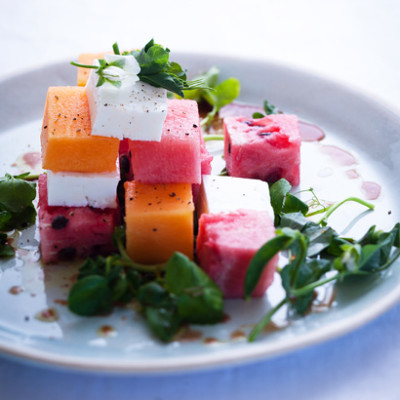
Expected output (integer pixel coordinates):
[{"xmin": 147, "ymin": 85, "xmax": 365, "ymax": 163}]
[
  {"xmin": 129, "ymin": 99, "xmax": 202, "ymax": 184},
  {"xmin": 38, "ymin": 175, "xmax": 120, "ymax": 264},
  {"xmin": 124, "ymin": 181, "xmax": 194, "ymax": 264},
  {"xmin": 85, "ymin": 54, "xmax": 167, "ymax": 141},
  {"xmin": 224, "ymin": 114, "xmax": 301, "ymax": 186},
  {"xmin": 41, "ymin": 86, "xmax": 120, "ymax": 173},
  {"xmin": 196, "ymin": 209, "xmax": 278, "ymax": 298},
  {"xmin": 46, "ymin": 165, "xmax": 119, "ymax": 209},
  {"xmin": 196, "ymin": 175, "xmax": 274, "ymax": 217}
]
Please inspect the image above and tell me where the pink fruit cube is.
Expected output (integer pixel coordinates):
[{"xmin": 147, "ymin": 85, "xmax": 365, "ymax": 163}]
[
  {"xmin": 224, "ymin": 114, "xmax": 301, "ymax": 186},
  {"xmin": 38, "ymin": 175, "xmax": 120, "ymax": 264},
  {"xmin": 129, "ymin": 99, "xmax": 204, "ymax": 184},
  {"xmin": 196, "ymin": 209, "xmax": 278, "ymax": 298}
]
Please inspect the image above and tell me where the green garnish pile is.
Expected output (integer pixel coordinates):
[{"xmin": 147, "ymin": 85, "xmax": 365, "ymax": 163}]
[
  {"xmin": 0, "ymin": 173, "xmax": 37, "ymax": 257},
  {"xmin": 68, "ymin": 227, "xmax": 223, "ymax": 342},
  {"xmin": 183, "ymin": 66, "xmax": 241, "ymax": 129},
  {"xmin": 71, "ymin": 39, "xmax": 210, "ymax": 97},
  {"xmin": 245, "ymin": 179, "xmax": 400, "ymax": 341}
]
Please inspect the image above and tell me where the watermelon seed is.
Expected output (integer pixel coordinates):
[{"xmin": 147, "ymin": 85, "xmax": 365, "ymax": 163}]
[{"xmin": 51, "ymin": 215, "xmax": 69, "ymax": 230}]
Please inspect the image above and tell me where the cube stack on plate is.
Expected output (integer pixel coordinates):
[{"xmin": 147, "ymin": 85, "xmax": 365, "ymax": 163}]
[
  {"xmin": 38, "ymin": 52, "xmax": 212, "ymax": 265},
  {"xmin": 38, "ymin": 47, "xmax": 302, "ymax": 300}
]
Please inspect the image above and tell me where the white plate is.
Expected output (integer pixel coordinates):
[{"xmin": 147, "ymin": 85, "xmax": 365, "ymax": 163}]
[{"xmin": 1, "ymin": 54, "xmax": 400, "ymax": 374}]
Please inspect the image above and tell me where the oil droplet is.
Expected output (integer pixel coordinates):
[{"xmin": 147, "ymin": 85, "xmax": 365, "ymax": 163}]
[
  {"xmin": 178, "ymin": 327, "xmax": 203, "ymax": 342},
  {"xmin": 204, "ymin": 337, "xmax": 220, "ymax": 345},
  {"xmin": 54, "ymin": 299, "xmax": 68, "ymax": 306},
  {"xmin": 263, "ymin": 320, "xmax": 290, "ymax": 333},
  {"xmin": 22, "ymin": 152, "xmax": 41, "ymax": 169},
  {"xmin": 299, "ymin": 121, "xmax": 325, "ymax": 142},
  {"xmin": 320, "ymin": 145, "xmax": 357, "ymax": 166},
  {"xmin": 361, "ymin": 181, "xmax": 381, "ymax": 200},
  {"xmin": 313, "ymin": 286, "xmax": 337, "ymax": 313},
  {"xmin": 230, "ymin": 329, "xmax": 247, "ymax": 340},
  {"xmin": 346, "ymin": 169, "xmax": 360, "ymax": 179},
  {"xmin": 222, "ymin": 312, "xmax": 231, "ymax": 323},
  {"xmin": 9, "ymin": 286, "xmax": 24, "ymax": 295},
  {"xmin": 35, "ymin": 308, "xmax": 59, "ymax": 322},
  {"xmin": 97, "ymin": 325, "xmax": 117, "ymax": 338}
]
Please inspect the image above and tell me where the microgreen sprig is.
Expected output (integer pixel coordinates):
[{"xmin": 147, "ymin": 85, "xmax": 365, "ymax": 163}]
[
  {"xmin": 245, "ymin": 178, "xmax": 398, "ymax": 342},
  {"xmin": 71, "ymin": 40, "xmax": 210, "ymax": 96}
]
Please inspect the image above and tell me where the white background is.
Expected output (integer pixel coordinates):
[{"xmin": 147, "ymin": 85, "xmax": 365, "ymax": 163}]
[{"xmin": 1, "ymin": 0, "xmax": 400, "ymax": 399}]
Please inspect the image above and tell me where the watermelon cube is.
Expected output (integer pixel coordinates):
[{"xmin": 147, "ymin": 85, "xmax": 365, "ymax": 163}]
[
  {"xmin": 129, "ymin": 99, "xmax": 202, "ymax": 184},
  {"xmin": 38, "ymin": 175, "xmax": 120, "ymax": 264},
  {"xmin": 224, "ymin": 115, "xmax": 301, "ymax": 186},
  {"xmin": 196, "ymin": 209, "xmax": 278, "ymax": 298}
]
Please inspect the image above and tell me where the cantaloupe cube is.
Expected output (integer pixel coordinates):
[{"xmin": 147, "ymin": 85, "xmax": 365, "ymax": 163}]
[
  {"xmin": 41, "ymin": 87, "xmax": 120, "ymax": 173},
  {"xmin": 77, "ymin": 52, "xmax": 105, "ymax": 87},
  {"xmin": 124, "ymin": 181, "xmax": 194, "ymax": 264}
]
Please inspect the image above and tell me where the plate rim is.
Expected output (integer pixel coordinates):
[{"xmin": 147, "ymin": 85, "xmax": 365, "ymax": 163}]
[{"xmin": 1, "ymin": 54, "xmax": 400, "ymax": 374}]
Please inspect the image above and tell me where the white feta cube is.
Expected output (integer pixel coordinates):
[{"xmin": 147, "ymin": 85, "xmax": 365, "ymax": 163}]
[
  {"xmin": 46, "ymin": 167, "xmax": 119, "ymax": 209},
  {"xmin": 197, "ymin": 175, "xmax": 274, "ymax": 217},
  {"xmin": 85, "ymin": 54, "xmax": 167, "ymax": 141}
]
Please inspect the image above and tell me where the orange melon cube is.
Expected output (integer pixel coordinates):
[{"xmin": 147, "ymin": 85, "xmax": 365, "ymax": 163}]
[
  {"xmin": 41, "ymin": 87, "xmax": 120, "ymax": 173},
  {"xmin": 77, "ymin": 52, "xmax": 105, "ymax": 87},
  {"xmin": 124, "ymin": 181, "xmax": 194, "ymax": 264}
]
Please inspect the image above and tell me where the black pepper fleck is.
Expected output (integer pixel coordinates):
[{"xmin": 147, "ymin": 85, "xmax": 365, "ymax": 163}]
[
  {"xmin": 169, "ymin": 192, "xmax": 176, "ymax": 197},
  {"xmin": 51, "ymin": 215, "xmax": 69, "ymax": 230}
]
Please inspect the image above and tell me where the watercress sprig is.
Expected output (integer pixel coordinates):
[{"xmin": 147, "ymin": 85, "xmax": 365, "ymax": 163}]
[
  {"xmin": 252, "ymin": 99, "xmax": 278, "ymax": 119},
  {"xmin": 0, "ymin": 173, "xmax": 37, "ymax": 233},
  {"xmin": 183, "ymin": 66, "xmax": 240, "ymax": 129},
  {"xmin": 71, "ymin": 40, "xmax": 210, "ymax": 97},
  {"xmin": 245, "ymin": 179, "xmax": 397, "ymax": 342},
  {"xmin": 68, "ymin": 227, "xmax": 224, "ymax": 342}
]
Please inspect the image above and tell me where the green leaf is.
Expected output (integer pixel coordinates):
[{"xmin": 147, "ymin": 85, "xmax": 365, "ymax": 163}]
[
  {"xmin": 0, "ymin": 174, "xmax": 37, "ymax": 231},
  {"xmin": 0, "ymin": 233, "xmax": 14, "ymax": 257},
  {"xmin": 269, "ymin": 178, "xmax": 292, "ymax": 226},
  {"xmin": 263, "ymin": 99, "xmax": 277, "ymax": 115},
  {"xmin": 244, "ymin": 230, "xmax": 299, "ymax": 298},
  {"xmin": 68, "ymin": 275, "xmax": 113, "ymax": 316},
  {"xmin": 138, "ymin": 282, "xmax": 176, "ymax": 308},
  {"xmin": 302, "ymin": 223, "xmax": 336, "ymax": 257},
  {"xmin": 165, "ymin": 252, "xmax": 224, "ymax": 324},
  {"xmin": 282, "ymin": 193, "xmax": 309, "ymax": 216},
  {"xmin": 139, "ymin": 72, "xmax": 185, "ymax": 97},
  {"xmin": 252, "ymin": 112, "xmax": 265, "ymax": 119},
  {"xmin": 145, "ymin": 306, "xmax": 181, "ymax": 342},
  {"xmin": 183, "ymin": 66, "xmax": 220, "ymax": 101},
  {"xmin": 133, "ymin": 39, "xmax": 170, "ymax": 75},
  {"xmin": 138, "ymin": 282, "xmax": 181, "ymax": 342},
  {"xmin": 203, "ymin": 78, "xmax": 240, "ymax": 109}
]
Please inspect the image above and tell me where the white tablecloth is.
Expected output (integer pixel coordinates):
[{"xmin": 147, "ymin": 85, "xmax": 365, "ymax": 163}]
[{"xmin": 1, "ymin": 0, "xmax": 400, "ymax": 398}]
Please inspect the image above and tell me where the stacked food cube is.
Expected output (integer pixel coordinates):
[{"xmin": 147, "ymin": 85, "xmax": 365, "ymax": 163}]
[
  {"xmin": 39, "ymin": 52, "xmax": 211, "ymax": 265},
  {"xmin": 38, "ymin": 86, "xmax": 121, "ymax": 263},
  {"xmin": 196, "ymin": 175, "xmax": 278, "ymax": 298}
]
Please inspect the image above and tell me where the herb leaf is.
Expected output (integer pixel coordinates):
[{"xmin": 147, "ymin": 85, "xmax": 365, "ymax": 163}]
[
  {"xmin": 0, "ymin": 173, "xmax": 37, "ymax": 231},
  {"xmin": 68, "ymin": 229, "xmax": 224, "ymax": 342},
  {"xmin": 68, "ymin": 275, "xmax": 113, "ymax": 316},
  {"xmin": 165, "ymin": 252, "xmax": 223, "ymax": 324},
  {"xmin": 0, "ymin": 233, "xmax": 14, "ymax": 258}
]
